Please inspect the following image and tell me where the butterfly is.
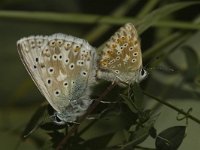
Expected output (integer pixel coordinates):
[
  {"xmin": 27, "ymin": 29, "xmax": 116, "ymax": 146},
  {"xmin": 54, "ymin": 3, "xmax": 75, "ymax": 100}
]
[
  {"xmin": 97, "ymin": 23, "xmax": 147, "ymax": 86},
  {"xmin": 17, "ymin": 33, "xmax": 97, "ymax": 124}
]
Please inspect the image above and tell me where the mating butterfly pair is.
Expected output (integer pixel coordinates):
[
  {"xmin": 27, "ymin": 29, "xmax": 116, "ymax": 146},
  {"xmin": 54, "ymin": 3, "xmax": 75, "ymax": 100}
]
[{"xmin": 17, "ymin": 23, "xmax": 147, "ymax": 124}]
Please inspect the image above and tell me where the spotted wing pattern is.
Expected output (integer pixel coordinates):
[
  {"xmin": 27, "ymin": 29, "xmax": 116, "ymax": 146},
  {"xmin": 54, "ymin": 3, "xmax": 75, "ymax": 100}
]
[
  {"xmin": 17, "ymin": 33, "xmax": 97, "ymax": 122},
  {"xmin": 97, "ymin": 23, "xmax": 146, "ymax": 84}
]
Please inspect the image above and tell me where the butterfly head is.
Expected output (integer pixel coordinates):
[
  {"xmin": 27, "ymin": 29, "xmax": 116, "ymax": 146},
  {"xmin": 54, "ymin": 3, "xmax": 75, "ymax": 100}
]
[{"xmin": 137, "ymin": 67, "xmax": 148, "ymax": 82}]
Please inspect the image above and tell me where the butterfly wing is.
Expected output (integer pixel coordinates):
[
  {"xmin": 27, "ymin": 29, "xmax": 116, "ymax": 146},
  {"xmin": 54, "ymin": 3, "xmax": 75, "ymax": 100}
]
[
  {"xmin": 98, "ymin": 23, "xmax": 144, "ymax": 84},
  {"xmin": 17, "ymin": 34, "xmax": 97, "ymax": 114}
]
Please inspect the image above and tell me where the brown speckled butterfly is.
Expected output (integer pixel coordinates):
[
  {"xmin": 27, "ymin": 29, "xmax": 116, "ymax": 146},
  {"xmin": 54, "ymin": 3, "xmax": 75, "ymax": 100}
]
[
  {"xmin": 17, "ymin": 34, "xmax": 97, "ymax": 124},
  {"xmin": 97, "ymin": 23, "xmax": 147, "ymax": 86}
]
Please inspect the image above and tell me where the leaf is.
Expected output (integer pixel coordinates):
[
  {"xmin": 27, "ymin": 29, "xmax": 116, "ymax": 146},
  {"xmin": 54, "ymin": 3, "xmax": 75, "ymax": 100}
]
[
  {"xmin": 83, "ymin": 133, "xmax": 114, "ymax": 149},
  {"xmin": 137, "ymin": 2, "xmax": 200, "ymax": 34},
  {"xmin": 120, "ymin": 83, "xmax": 144, "ymax": 113},
  {"xmin": 149, "ymin": 126, "xmax": 157, "ymax": 139},
  {"xmin": 132, "ymin": 82, "xmax": 144, "ymax": 110},
  {"xmin": 48, "ymin": 130, "xmax": 65, "ymax": 148},
  {"xmin": 182, "ymin": 46, "xmax": 199, "ymax": 81},
  {"xmin": 120, "ymin": 114, "xmax": 159, "ymax": 149},
  {"xmin": 155, "ymin": 126, "xmax": 186, "ymax": 150},
  {"xmin": 40, "ymin": 122, "xmax": 67, "ymax": 131},
  {"xmin": 21, "ymin": 103, "xmax": 48, "ymax": 139},
  {"xmin": 120, "ymin": 94, "xmax": 138, "ymax": 113}
]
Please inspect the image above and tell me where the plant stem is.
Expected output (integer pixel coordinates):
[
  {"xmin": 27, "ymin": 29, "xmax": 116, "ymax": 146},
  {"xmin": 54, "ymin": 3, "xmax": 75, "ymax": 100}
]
[
  {"xmin": 143, "ymin": 91, "xmax": 200, "ymax": 125},
  {"xmin": 1, "ymin": 11, "xmax": 200, "ymax": 30},
  {"xmin": 56, "ymin": 83, "xmax": 117, "ymax": 150},
  {"xmin": 135, "ymin": 145, "xmax": 156, "ymax": 150},
  {"xmin": 155, "ymin": 20, "xmax": 200, "ymax": 30},
  {"xmin": 143, "ymin": 32, "xmax": 181, "ymax": 60},
  {"xmin": 137, "ymin": 0, "xmax": 159, "ymax": 18},
  {"xmin": 85, "ymin": 0, "xmax": 139, "ymax": 42}
]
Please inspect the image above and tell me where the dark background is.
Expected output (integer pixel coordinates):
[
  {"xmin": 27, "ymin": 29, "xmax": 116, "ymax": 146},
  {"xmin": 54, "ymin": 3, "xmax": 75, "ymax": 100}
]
[{"xmin": 0, "ymin": 0, "xmax": 200, "ymax": 149}]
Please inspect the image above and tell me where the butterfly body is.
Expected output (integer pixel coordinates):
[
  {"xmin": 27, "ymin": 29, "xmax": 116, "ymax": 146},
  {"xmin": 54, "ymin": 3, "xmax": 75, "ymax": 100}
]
[
  {"xmin": 17, "ymin": 33, "xmax": 97, "ymax": 123},
  {"xmin": 97, "ymin": 23, "xmax": 147, "ymax": 85}
]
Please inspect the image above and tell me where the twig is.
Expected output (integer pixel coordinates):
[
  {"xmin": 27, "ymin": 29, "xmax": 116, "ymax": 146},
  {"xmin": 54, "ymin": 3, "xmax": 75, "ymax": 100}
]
[
  {"xmin": 135, "ymin": 145, "xmax": 156, "ymax": 150},
  {"xmin": 143, "ymin": 91, "xmax": 200, "ymax": 125},
  {"xmin": 56, "ymin": 83, "xmax": 117, "ymax": 150}
]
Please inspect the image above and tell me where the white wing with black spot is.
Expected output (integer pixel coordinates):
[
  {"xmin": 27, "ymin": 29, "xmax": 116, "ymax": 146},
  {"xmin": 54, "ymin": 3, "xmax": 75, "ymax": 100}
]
[{"xmin": 17, "ymin": 34, "xmax": 97, "ymax": 114}]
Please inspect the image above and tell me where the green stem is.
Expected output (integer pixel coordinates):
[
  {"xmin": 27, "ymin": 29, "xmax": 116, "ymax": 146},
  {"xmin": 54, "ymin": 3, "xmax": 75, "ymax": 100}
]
[
  {"xmin": 143, "ymin": 32, "xmax": 182, "ymax": 60},
  {"xmin": 56, "ymin": 83, "xmax": 117, "ymax": 150},
  {"xmin": 143, "ymin": 92, "xmax": 200, "ymax": 125},
  {"xmin": 155, "ymin": 20, "xmax": 200, "ymax": 30},
  {"xmin": 135, "ymin": 145, "xmax": 156, "ymax": 150},
  {"xmin": 137, "ymin": 0, "xmax": 159, "ymax": 18},
  {"xmin": 1, "ymin": 11, "xmax": 200, "ymax": 31},
  {"xmin": 85, "ymin": 0, "xmax": 139, "ymax": 42}
]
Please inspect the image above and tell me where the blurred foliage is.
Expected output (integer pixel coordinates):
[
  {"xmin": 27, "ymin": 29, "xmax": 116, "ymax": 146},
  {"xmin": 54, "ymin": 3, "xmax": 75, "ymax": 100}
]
[{"xmin": 0, "ymin": 0, "xmax": 200, "ymax": 150}]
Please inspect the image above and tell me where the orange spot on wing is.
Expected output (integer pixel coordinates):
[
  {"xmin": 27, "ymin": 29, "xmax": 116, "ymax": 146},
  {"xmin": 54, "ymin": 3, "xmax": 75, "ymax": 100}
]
[{"xmin": 100, "ymin": 60, "xmax": 108, "ymax": 67}]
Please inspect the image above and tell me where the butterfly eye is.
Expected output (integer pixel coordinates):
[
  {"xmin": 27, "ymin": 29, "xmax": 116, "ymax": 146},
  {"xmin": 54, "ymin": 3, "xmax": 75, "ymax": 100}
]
[
  {"xmin": 53, "ymin": 114, "xmax": 66, "ymax": 125},
  {"xmin": 140, "ymin": 68, "xmax": 146, "ymax": 76},
  {"xmin": 55, "ymin": 115, "xmax": 62, "ymax": 123},
  {"xmin": 139, "ymin": 68, "xmax": 147, "ymax": 82}
]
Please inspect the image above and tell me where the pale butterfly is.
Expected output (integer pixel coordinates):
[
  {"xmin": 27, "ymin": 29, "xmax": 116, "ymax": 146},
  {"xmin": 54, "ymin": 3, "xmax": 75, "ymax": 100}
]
[
  {"xmin": 17, "ymin": 33, "xmax": 97, "ymax": 124},
  {"xmin": 97, "ymin": 23, "xmax": 147, "ymax": 86}
]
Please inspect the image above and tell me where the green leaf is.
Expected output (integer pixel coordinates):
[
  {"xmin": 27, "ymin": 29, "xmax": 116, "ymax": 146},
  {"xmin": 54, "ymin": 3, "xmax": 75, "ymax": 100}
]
[
  {"xmin": 83, "ymin": 133, "xmax": 114, "ymax": 149},
  {"xmin": 120, "ymin": 114, "xmax": 159, "ymax": 149},
  {"xmin": 182, "ymin": 45, "xmax": 199, "ymax": 81},
  {"xmin": 132, "ymin": 82, "xmax": 144, "ymax": 110},
  {"xmin": 48, "ymin": 130, "xmax": 65, "ymax": 149},
  {"xmin": 182, "ymin": 46, "xmax": 199, "ymax": 70},
  {"xmin": 155, "ymin": 126, "xmax": 186, "ymax": 150},
  {"xmin": 21, "ymin": 103, "xmax": 48, "ymax": 139},
  {"xmin": 137, "ymin": 2, "xmax": 200, "ymax": 34},
  {"xmin": 120, "ymin": 83, "xmax": 144, "ymax": 113},
  {"xmin": 120, "ymin": 94, "xmax": 138, "ymax": 113},
  {"xmin": 149, "ymin": 126, "xmax": 157, "ymax": 139}
]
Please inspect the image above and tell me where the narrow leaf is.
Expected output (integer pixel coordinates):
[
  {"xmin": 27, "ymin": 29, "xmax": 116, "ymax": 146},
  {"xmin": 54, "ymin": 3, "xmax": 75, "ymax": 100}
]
[
  {"xmin": 137, "ymin": 2, "xmax": 200, "ymax": 34},
  {"xmin": 182, "ymin": 46, "xmax": 199, "ymax": 81},
  {"xmin": 21, "ymin": 103, "xmax": 48, "ymax": 139}
]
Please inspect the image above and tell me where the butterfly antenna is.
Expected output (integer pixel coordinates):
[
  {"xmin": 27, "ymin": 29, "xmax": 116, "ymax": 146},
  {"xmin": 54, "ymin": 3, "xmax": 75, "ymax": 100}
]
[
  {"xmin": 144, "ymin": 61, "xmax": 175, "ymax": 73},
  {"xmin": 147, "ymin": 66, "xmax": 175, "ymax": 73}
]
